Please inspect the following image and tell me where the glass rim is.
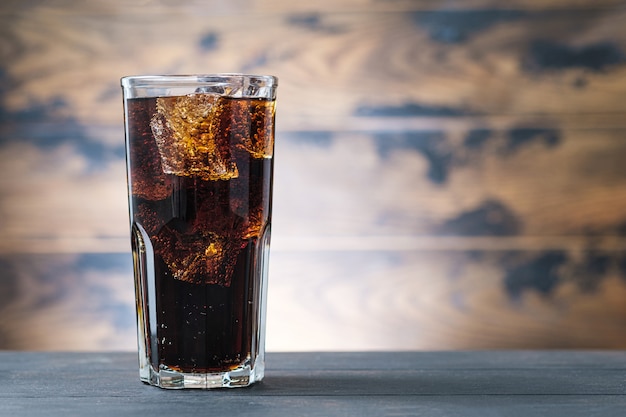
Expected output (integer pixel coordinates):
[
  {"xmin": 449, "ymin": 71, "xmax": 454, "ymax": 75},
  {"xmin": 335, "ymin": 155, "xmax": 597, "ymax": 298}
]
[{"xmin": 120, "ymin": 73, "xmax": 278, "ymax": 89}]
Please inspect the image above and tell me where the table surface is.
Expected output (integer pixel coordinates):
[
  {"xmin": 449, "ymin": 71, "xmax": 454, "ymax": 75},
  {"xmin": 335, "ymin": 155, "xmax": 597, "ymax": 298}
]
[{"xmin": 1, "ymin": 351, "xmax": 625, "ymax": 416}]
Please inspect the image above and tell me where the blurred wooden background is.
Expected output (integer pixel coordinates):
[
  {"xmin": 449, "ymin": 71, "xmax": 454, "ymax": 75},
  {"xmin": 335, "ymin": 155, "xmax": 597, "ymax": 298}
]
[{"xmin": 0, "ymin": 0, "xmax": 625, "ymax": 351}]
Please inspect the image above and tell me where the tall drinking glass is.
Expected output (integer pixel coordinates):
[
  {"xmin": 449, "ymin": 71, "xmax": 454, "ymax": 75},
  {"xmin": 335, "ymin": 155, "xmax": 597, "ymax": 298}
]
[{"xmin": 121, "ymin": 74, "xmax": 277, "ymax": 389}]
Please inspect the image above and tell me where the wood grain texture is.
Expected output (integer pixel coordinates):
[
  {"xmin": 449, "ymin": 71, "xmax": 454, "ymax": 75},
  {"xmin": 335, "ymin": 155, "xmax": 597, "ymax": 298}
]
[
  {"xmin": 2, "ymin": 127, "xmax": 626, "ymax": 252},
  {"xmin": 1, "ymin": 0, "xmax": 622, "ymax": 14},
  {"xmin": 0, "ymin": 0, "xmax": 625, "ymax": 351},
  {"xmin": 272, "ymin": 129, "xmax": 626, "ymax": 239},
  {"xmin": 1, "ymin": 5, "xmax": 626, "ymax": 127},
  {"xmin": 0, "ymin": 250, "xmax": 624, "ymax": 351},
  {"xmin": 0, "ymin": 352, "xmax": 625, "ymax": 417}
]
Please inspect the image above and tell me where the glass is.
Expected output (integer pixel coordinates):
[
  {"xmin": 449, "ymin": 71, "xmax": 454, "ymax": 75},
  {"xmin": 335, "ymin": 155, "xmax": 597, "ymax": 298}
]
[{"xmin": 121, "ymin": 74, "xmax": 277, "ymax": 389}]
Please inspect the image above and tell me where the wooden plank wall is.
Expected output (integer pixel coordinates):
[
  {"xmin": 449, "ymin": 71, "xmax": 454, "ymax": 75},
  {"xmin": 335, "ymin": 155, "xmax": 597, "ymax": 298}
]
[{"xmin": 0, "ymin": 0, "xmax": 625, "ymax": 351}]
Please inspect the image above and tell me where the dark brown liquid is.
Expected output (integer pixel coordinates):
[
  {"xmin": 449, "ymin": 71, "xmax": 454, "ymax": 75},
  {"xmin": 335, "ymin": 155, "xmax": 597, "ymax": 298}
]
[{"xmin": 125, "ymin": 95, "xmax": 274, "ymax": 373}]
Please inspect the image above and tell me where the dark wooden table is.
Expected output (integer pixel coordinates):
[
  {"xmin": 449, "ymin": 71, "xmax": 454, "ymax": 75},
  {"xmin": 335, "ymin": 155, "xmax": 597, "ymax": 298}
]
[{"xmin": 1, "ymin": 351, "xmax": 625, "ymax": 416}]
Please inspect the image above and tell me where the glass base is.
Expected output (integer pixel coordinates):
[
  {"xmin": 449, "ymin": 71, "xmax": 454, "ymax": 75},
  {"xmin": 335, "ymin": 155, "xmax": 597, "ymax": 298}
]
[{"xmin": 140, "ymin": 360, "xmax": 264, "ymax": 389}]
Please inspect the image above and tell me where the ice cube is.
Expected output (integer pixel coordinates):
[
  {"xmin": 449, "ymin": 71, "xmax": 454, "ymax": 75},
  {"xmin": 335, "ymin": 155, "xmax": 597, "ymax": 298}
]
[
  {"xmin": 241, "ymin": 207, "xmax": 265, "ymax": 240},
  {"xmin": 153, "ymin": 225, "xmax": 242, "ymax": 286},
  {"xmin": 150, "ymin": 94, "xmax": 239, "ymax": 181},
  {"xmin": 232, "ymin": 99, "xmax": 275, "ymax": 159},
  {"xmin": 127, "ymin": 98, "xmax": 173, "ymax": 201}
]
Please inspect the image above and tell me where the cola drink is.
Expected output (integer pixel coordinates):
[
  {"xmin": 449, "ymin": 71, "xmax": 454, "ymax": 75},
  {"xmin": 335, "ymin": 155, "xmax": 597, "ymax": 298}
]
[{"xmin": 122, "ymin": 75, "xmax": 276, "ymax": 389}]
